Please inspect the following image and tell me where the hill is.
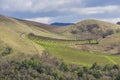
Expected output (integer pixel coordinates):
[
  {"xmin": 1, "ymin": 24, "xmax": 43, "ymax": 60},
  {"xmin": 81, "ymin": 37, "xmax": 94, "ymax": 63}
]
[
  {"xmin": 51, "ymin": 22, "xmax": 75, "ymax": 26},
  {"xmin": 2, "ymin": 14, "xmax": 120, "ymax": 80},
  {"xmin": 64, "ymin": 19, "xmax": 120, "ymax": 40},
  {"xmin": 16, "ymin": 19, "xmax": 71, "ymax": 34},
  {"xmin": 64, "ymin": 19, "xmax": 120, "ymax": 54},
  {"xmin": 0, "ymin": 14, "xmax": 67, "ymax": 62},
  {"xmin": 1, "ymin": 14, "xmax": 120, "ymax": 65},
  {"xmin": 117, "ymin": 22, "xmax": 120, "ymax": 25}
]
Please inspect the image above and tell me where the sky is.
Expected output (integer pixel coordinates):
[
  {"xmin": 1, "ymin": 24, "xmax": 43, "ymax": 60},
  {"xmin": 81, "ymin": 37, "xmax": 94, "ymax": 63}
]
[{"xmin": 0, "ymin": 0, "xmax": 120, "ymax": 24}]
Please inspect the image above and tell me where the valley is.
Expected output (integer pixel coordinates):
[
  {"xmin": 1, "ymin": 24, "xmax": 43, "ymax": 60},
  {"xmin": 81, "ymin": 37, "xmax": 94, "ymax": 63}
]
[
  {"xmin": 1, "ymin": 14, "xmax": 120, "ymax": 80},
  {"xmin": 28, "ymin": 33, "xmax": 120, "ymax": 66},
  {"xmin": 1, "ymin": 14, "xmax": 120, "ymax": 65}
]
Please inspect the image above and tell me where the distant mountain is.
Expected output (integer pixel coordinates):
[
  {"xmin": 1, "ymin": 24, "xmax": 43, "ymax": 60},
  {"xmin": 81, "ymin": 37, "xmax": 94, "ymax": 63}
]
[
  {"xmin": 51, "ymin": 22, "xmax": 75, "ymax": 26},
  {"xmin": 117, "ymin": 22, "xmax": 120, "ymax": 25}
]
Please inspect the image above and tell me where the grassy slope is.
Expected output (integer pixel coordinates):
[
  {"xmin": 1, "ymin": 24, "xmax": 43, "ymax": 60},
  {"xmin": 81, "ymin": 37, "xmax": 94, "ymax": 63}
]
[
  {"xmin": 64, "ymin": 19, "xmax": 120, "ymax": 39},
  {"xmin": 1, "ymin": 14, "xmax": 120, "ymax": 66},
  {"xmin": 27, "ymin": 19, "xmax": 120, "ymax": 66},
  {"xmin": 0, "ymin": 15, "xmax": 66, "ymax": 61},
  {"xmin": 62, "ymin": 19, "xmax": 120, "ymax": 54},
  {"xmin": 72, "ymin": 19, "xmax": 120, "ymax": 32},
  {"xmin": 16, "ymin": 19, "xmax": 70, "ymax": 39},
  {"xmin": 72, "ymin": 32, "xmax": 120, "ymax": 54},
  {"xmin": 30, "ymin": 37, "xmax": 120, "ymax": 66}
]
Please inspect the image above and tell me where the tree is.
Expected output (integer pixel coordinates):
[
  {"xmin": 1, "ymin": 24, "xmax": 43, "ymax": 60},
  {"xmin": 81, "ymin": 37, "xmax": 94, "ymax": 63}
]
[
  {"xmin": 77, "ymin": 68, "xmax": 83, "ymax": 77},
  {"xmin": 60, "ymin": 62, "xmax": 70, "ymax": 72},
  {"xmin": 115, "ymin": 72, "xmax": 120, "ymax": 80},
  {"xmin": 113, "ymin": 64, "xmax": 119, "ymax": 70},
  {"xmin": 91, "ymin": 63, "xmax": 100, "ymax": 70},
  {"xmin": 80, "ymin": 32, "xmax": 100, "ymax": 44},
  {"xmin": 1, "ymin": 47, "xmax": 12, "ymax": 56},
  {"xmin": 92, "ymin": 70, "xmax": 102, "ymax": 79}
]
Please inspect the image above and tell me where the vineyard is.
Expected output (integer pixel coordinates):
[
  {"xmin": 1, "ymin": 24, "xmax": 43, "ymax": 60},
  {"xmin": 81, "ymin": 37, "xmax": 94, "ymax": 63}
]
[{"xmin": 28, "ymin": 33, "xmax": 120, "ymax": 66}]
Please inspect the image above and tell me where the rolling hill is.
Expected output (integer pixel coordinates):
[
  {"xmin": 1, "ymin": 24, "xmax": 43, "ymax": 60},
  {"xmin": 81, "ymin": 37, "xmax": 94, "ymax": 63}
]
[
  {"xmin": 0, "ymin": 14, "xmax": 67, "ymax": 62},
  {"xmin": 64, "ymin": 19, "xmax": 120, "ymax": 40},
  {"xmin": 63, "ymin": 19, "xmax": 120, "ymax": 54},
  {"xmin": 16, "ymin": 18, "xmax": 71, "ymax": 33},
  {"xmin": 1, "ymin": 14, "xmax": 120, "ymax": 65},
  {"xmin": 1, "ymin": 14, "xmax": 120, "ymax": 79}
]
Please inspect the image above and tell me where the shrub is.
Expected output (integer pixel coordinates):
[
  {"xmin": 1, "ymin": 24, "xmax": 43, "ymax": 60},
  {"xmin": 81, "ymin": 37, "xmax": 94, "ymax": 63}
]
[
  {"xmin": 60, "ymin": 62, "xmax": 70, "ymax": 72},
  {"xmin": 91, "ymin": 63, "xmax": 100, "ymax": 70},
  {"xmin": 92, "ymin": 70, "xmax": 102, "ymax": 79},
  {"xmin": 103, "ymin": 64, "xmax": 112, "ymax": 71},
  {"xmin": 1, "ymin": 47, "xmax": 12, "ymax": 56},
  {"xmin": 77, "ymin": 68, "xmax": 83, "ymax": 77},
  {"xmin": 0, "ymin": 51, "xmax": 120, "ymax": 80},
  {"xmin": 115, "ymin": 72, "xmax": 120, "ymax": 80},
  {"xmin": 113, "ymin": 64, "xmax": 119, "ymax": 70},
  {"xmin": 21, "ymin": 58, "xmax": 41, "ymax": 69}
]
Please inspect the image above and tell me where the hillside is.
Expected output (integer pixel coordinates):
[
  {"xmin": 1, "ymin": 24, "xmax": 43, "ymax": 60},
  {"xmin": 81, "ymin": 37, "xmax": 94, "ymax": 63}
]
[
  {"xmin": 0, "ymin": 14, "xmax": 67, "ymax": 62},
  {"xmin": 16, "ymin": 19, "xmax": 71, "ymax": 33},
  {"xmin": 64, "ymin": 19, "xmax": 120, "ymax": 40},
  {"xmin": 1, "ymin": 14, "xmax": 120, "ymax": 63},
  {"xmin": 0, "ymin": 15, "xmax": 42, "ymax": 61},
  {"xmin": 2, "ymin": 14, "xmax": 120, "ymax": 80},
  {"xmin": 63, "ymin": 19, "xmax": 120, "ymax": 54}
]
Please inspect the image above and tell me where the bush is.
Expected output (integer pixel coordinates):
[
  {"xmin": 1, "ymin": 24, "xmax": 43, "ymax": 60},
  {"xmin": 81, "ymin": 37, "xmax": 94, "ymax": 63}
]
[
  {"xmin": 77, "ymin": 68, "xmax": 83, "ymax": 77},
  {"xmin": 0, "ymin": 51, "xmax": 120, "ymax": 80},
  {"xmin": 103, "ymin": 64, "xmax": 112, "ymax": 71},
  {"xmin": 21, "ymin": 58, "xmax": 41, "ymax": 69},
  {"xmin": 1, "ymin": 47, "xmax": 12, "ymax": 56},
  {"xmin": 113, "ymin": 64, "xmax": 119, "ymax": 70},
  {"xmin": 115, "ymin": 72, "xmax": 120, "ymax": 80},
  {"xmin": 90, "ymin": 63, "xmax": 100, "ymax": 70},
  {"xmin": 92, "ymin": 70, "xmax": 102, "ymax": 79},
  {"xmin": 60, "ymin": 62, "xmax": 70, "ymax": 72}
]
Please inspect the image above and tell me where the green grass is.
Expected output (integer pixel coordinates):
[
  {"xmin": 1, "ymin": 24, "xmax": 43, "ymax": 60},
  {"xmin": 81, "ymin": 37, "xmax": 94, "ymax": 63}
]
[
  {"xmin": 0, "ymin": 16, "xmax": 66, "ymax": 56},
  {"xmin": 30, "ymin": 37, "xmax": 120, "ymax": 66},
  {"xmin": 1, "ymin": 15, "xmax": 120, "ymax": 67}
]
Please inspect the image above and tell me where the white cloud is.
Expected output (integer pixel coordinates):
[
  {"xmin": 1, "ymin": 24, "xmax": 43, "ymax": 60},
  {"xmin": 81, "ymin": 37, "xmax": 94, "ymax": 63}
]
[
  {"xmin": 0, "ymin": 0, "xmax": 82, "ymax": 12},
  {"xmin": 100, "ymin": 18, "xmax": 120, "ymax": 23},
  {"xmin": 25, "ymin": 17, "xmax": 120, "ymax": 24},
  {"xmin": 0, "ymin": 0, "xmax": 119, "ymax": 17},
  {"xmin": 66, "ymin": 5, "xmax": 119, "ymax": 15},
  {"xmin": 1, "ymin": 0, "xmax": 33, "ymax": 12},
  {"xmin": 26, "ymin": 17, "xmax": 52, "ymax": 24},
  {"xmin": 0, "ymin": 0, "xmax": 120, "ymax": 23}
]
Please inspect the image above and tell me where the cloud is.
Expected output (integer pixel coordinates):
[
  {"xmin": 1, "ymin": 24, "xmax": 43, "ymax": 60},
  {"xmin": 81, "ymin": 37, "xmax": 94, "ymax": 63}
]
[
  {"xmin": 63, "ymin": 5, "xmax": 119, "ymax": 15},
  {"xmin": 26, "ymin": 16, "xmax": 120, "ymax": 24},
  {"xmin": 25, "ymin": 15, "xmax": 79, "ymax": 24},
  {"xmin": 0, "ymin": 0, "xmax": 119, "ymax": 16},
  {"xmin": 0, "ymin": 0, "xmax": 82, "ymax": 12},
  {"xmin": 0, "ymin": 0, "xmax": 120, "ymax": 24},
  {"xmin": 100, "ymin": 18, "xmax": 120, "ymax": 23},
  {"xmin": 26, "ymin": 17, "xmax": 52, "ymax": 23},
  {"xmin": 81, "ymin": 5, "xmax": 119, "ymax": 14},
  {"xmin": 0, "ymin": 0, "xmax": 33, "ymax": 12}
]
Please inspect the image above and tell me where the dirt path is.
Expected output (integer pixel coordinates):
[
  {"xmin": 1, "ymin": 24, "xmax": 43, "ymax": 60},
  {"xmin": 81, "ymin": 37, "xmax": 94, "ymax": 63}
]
[{"xmin": 20, "ymin": 32, "xmax": 43, "ymax": 54}]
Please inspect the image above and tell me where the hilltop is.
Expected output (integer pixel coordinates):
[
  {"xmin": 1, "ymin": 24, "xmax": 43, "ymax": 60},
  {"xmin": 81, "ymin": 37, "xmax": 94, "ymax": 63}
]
[
  {"xmin": 64, "ymin": 19, "xmax": 120, "ymax": 40},
  {"xmin": 64, "ymin": 19, "xmax": 120, "ymax": 54}
]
